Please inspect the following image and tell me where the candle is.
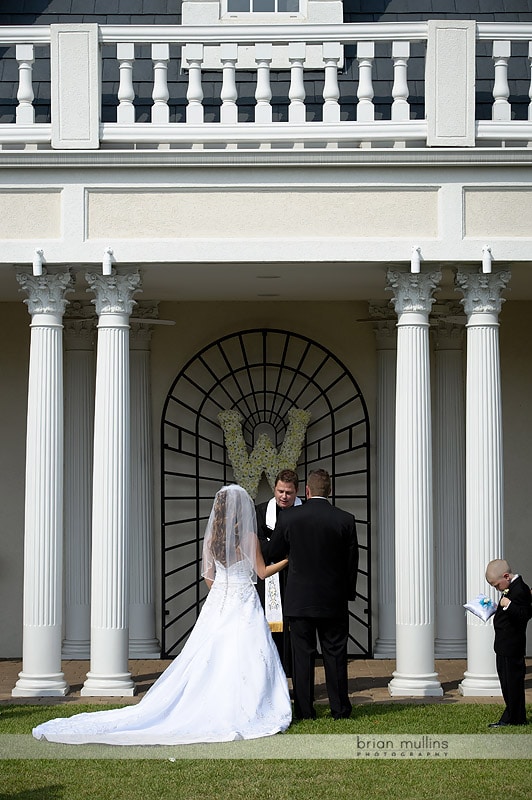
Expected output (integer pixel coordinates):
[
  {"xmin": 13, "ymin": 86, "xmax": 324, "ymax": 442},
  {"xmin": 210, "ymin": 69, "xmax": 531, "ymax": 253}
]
[
  {"xmin": 410, "ymin": 245, "xmax": 421, "ymax": 274},
  {"xmin": 103, "ymin": 247, "xmax": 113, "ymax": 275},
  {"xmin": 32, "ymin": 249, "xmax": 44, "ymax": 276}
]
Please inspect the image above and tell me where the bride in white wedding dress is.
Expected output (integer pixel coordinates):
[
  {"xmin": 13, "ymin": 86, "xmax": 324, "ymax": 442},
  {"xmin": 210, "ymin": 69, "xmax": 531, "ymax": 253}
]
[{"xmin": 33, "ymin": 485, "xmax": 292, "ymax": 745}]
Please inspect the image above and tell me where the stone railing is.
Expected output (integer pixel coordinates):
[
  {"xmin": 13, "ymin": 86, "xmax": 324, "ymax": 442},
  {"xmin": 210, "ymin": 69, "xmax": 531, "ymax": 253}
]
[{"xmin": 1, "ymin": 21, "xmax": 532, "ymax": 151}]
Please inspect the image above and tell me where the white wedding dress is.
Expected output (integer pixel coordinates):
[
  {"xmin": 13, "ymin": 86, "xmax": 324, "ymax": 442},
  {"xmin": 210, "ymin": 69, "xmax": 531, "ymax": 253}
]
[{"xmin": 33, "ymin": 561, "xmax": 292, "ymax": 745}]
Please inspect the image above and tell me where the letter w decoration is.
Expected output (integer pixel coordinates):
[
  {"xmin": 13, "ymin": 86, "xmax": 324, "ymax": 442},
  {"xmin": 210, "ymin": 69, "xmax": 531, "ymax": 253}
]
[{"xmin": 218, "ymin": 408, "xmax": 311, "ymax": 499}]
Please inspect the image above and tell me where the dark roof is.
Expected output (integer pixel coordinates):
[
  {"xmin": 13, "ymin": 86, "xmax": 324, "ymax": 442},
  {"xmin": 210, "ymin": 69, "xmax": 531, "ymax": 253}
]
[
  {"xmin": 0, "ymin": 0, "xmax": 181, "ymax": 26},
  {"xmin": 2, "ymin": 0, "xmax": 532, "ymax": 26}
]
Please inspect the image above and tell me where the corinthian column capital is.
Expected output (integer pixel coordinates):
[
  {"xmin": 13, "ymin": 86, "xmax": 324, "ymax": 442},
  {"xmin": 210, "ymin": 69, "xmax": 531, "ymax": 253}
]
[
  {"xmin": 386, "ymin": 270, "xmax": 441, "ymax": 317},
  {"xmin": 368, "ymin": 302, "xmax": 397, "ymax": 350},
  {"xmin": 86, "ymin": 271, "xmax": 141, "ymax": 316},
  {"xmin": 455, "ymin": 270, "xmax": 511, "ymax": 319},
  {"xmin": 130, "ymin": 302, "xmax": 159, "ymax": 351},
  {"xmin": 17, "ymin": 271, "xmax": 74, "ymax": 317}
]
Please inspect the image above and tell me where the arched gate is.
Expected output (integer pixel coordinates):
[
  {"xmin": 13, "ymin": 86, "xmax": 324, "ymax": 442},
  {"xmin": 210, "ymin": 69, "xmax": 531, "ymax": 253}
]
[{"xmin": 161, "ymin": 328, "xmax": 371, "ymax": 657}]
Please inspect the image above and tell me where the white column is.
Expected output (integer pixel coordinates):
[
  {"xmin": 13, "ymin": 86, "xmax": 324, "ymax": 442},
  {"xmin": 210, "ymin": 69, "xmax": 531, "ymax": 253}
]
[
  {"xmin": 185, "ymin": 44, "xmax": 204, "ymax": 125},
  {"xmin": 356, "ymin": 41, "xmax": 375, "ymax": 122},
  {"xmin": 288, "ymin": 42, "xmax": 306, "ymax": 124},
  {"xmin": 391, "ymin": 41, "xmax": 410, "ymax": 122},
  {"xmin": 13, "ymin": 271, "xmax": 73, "ymax": 696},
  {"xmin": 455, "ymin": 270, "xmax": 510, "ymax": 696},
  {"xmin": 492, "ymin": 41, "xmax": 511, "ymax": 122},
  {"xmin": 387, "ymin": 270, "xmax": 443, "ymax": 697},
  {"xmin": 152, "ymin": 43, "xmax": 170, "ymax": 124},
  {"xmin": 82, "ymin": 271, "xmax": 141, "ymax": 696},
  {"xmin": 220, "ymin": 43, "xmax": 238, "ymax": 125},
  {"xmin": 16, "ymin": 44, "xmax": 35, "ymax": 124},
  {"xmin": 432, "ymin": 310, "xmax": 467, "ymax": 658},
  {"xmin": 62, "ymin": 308, "xmax": 95, "ymax": 659},
  {"xmin": 129, "ymin": 313, "xmax": 159, "ymax": 658},
  {"xmin": 117, "ymin": 43, "xmax": 136, "ymax": 124},
  {"xmin": 322, "ymin": 42, "xmax": 341, "ymax": 123},
  {"xmin": 255, "ymin": 43, "xmax": 273, "ymax": 124},
  {"xmin": 370, "ymin": 305, "xmax": 397, "ymax": 658}
]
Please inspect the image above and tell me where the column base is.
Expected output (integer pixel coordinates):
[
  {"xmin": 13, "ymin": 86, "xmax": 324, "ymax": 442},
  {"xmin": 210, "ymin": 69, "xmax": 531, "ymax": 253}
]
[
  {"xmin": 458, "ymin": 671, "xmax": 502, "ymax": 696},
  {"xmin": 81, "ymin": 671, "xmax": 137, "ymax": 697},
  {"xmin": 128, "ymin": 639, "xmax": 160, "ymax": 659},
  {"xmin": 434, "ymin": 639, "xmax": 467, "ymax": 659},
  {"xmin": 12, "ymin": 671, "xmax": 69, "ymax": 697},
  {"xmin": 373, "ymin": 638, "xmax": 396, "ymax": 658},
  {"xmin": 62, "ymin": 640, "xmax": 90, "ymax": 659},
  {"xmin": 388, "ymin": 670, "xmax": 443, "ymax": 697}
]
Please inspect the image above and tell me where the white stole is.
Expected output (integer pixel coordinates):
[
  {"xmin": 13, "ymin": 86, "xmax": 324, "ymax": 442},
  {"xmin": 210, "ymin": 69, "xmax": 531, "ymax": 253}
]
[{"xmin": 264, "ymin": 495, "xmax": 301, "ymax": 632}]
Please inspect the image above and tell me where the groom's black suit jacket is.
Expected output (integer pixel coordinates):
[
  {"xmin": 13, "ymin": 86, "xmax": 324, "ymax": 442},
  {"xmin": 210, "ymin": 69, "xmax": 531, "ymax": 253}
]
[
  {"xmin": 493, "ymin": 575, "xmax": 532, "ymax": 658},
  {"xmin": 267, "ymin": 497, "xmax": 358, "ymax": 618}
]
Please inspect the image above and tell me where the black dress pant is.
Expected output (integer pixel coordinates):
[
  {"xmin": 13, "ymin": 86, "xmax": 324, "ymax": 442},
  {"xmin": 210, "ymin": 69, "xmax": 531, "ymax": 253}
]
[
  {"xmin": 496, "ymin": 653, "xmax": 527, "ymax": 725},
  {"xmin": 288, "ymin": 614, "xmax": 351, "ymax": 720}
]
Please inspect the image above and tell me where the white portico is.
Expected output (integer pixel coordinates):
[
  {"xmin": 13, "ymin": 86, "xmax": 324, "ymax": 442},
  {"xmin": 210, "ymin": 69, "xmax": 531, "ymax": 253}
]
[{"xmin": 0, "ymin": 14, "xmax": 531, "ymax": 698}]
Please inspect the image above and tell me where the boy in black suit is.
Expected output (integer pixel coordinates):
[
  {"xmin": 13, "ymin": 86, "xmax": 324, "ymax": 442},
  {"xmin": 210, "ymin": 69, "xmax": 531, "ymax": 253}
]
[{"xmin": 485, "ymin": 559, "xmax": 532, "ymax": 727}]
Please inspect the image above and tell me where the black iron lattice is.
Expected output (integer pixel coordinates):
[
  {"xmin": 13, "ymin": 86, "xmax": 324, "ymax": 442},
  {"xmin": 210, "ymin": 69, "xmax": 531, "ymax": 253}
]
[{"xmin": 161, "ymin": 328, "xmax": 371, "ymax": 658}]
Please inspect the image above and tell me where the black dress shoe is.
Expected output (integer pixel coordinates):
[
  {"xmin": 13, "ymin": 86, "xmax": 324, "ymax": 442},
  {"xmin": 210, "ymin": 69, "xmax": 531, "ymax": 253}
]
[{"xmin": 488, "ymin": 722, "xmax": 510, "ymax": 728}]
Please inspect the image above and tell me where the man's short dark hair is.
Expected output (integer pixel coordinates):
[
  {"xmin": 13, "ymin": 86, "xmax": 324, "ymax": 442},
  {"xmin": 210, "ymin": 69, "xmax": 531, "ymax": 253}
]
[
  {"xmin": 306, "ymin": 469, "xmax": 331, "ymax": 497},
  {"xmin": 275, "ymin": 469, "xmax": 299, "ymax": 490}
]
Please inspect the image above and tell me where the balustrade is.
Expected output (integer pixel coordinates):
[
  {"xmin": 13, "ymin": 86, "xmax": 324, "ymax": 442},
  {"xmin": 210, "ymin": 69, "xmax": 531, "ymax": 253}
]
[{"xmin": 1, "ymin": 22, "xmax": 532, "ymax": 149}]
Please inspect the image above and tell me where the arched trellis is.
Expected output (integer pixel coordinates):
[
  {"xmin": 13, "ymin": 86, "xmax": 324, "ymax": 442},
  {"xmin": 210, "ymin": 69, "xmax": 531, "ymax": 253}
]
[{"xmin": 161, "ymin": 328, "xmax": 371, "ymax": 658}]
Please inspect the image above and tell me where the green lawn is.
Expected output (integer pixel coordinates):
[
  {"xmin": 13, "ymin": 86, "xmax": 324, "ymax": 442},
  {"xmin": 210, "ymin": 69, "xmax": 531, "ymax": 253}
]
[{"xmin": 1, "ymin": 704, "xmax": 531, "ymax": 800}]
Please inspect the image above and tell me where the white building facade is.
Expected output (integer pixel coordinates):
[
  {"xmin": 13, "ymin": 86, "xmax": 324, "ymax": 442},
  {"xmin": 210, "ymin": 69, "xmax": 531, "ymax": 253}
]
[{"xmin": 1, "ymin": 2, "xmax": 531, "ymax": 697}]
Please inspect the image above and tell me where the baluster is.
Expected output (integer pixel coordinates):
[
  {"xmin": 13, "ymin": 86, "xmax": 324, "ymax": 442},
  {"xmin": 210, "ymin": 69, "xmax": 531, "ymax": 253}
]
[
  {"xmin": 288, "ymin": 42, "xmax": 306, "ymax": 124},
  {"xmin": 117, "ymin": 43, "xmax": 135, "ymax": 124},
  {"xmin": 492, "ymin": 40, "xmax": 511, "ymax": 122},
  {"xmin": 357, "ymin": 41, "xmax": 375, "ymax": 122},
  {"xmin": 255, "ymin": 43, "xmax": 273, "ymax": 124},
  {"xmin": 184, "ymin": 43, "xmax": 204, "ymax": 124},
  {"xmin": 16, "ymin": 44, "xmax": 35, "ymax": 124},
  {"xmin": 220, "ymin": 43, "xmax": 238, "ymax": 124},
  {"xmin": 152, "ymin": 43, "xmax": 170, "ymax": 124},
  {"xmin": 391, "ymin": 41, "xmax": 410, "ymax": 122},
  {"xmin": 322, "ymin": 42, "xmax": 341, "ymax": 123}
]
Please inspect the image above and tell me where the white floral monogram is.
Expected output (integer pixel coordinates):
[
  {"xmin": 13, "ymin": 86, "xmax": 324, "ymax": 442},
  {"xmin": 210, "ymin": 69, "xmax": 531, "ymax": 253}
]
[{"xmin": 218, "ymin": 408, "xmax": 311, "ymax": 499}]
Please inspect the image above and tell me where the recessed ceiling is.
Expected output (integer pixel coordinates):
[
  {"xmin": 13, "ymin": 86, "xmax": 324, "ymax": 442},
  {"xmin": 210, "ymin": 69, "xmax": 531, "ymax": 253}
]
[{"xmin": 2, "ymin": 260, "xmax": 532, "ymax": 303}]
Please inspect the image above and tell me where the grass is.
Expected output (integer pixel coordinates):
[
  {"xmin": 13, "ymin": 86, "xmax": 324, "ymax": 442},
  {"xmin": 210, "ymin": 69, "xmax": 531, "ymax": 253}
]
[
  {"xmin": 0, "ymin": 701, "xmax": 529, "ymax": 734},
  {"xmin": 1, "ymin": 759, "xmax": 532, "ymax": 800},
  {"xmin": 0, "ymin": 704, "xmax": 531, "ymax": 800}
]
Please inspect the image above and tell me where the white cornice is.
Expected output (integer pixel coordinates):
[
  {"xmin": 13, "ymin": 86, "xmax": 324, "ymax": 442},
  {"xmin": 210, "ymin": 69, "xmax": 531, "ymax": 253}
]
[{"xmin": 1, "ymin": 148, "xmax": 532, "ymax": 169}]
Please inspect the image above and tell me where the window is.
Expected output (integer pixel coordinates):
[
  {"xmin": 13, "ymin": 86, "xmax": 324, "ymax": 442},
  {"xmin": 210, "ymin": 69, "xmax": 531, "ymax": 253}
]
[{"xmin": 227, "ymin": 0, "xmax": 300, "ymax": 10}]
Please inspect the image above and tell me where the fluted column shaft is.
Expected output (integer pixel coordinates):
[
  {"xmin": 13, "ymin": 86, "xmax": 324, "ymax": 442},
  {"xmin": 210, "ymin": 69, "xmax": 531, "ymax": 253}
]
[
  {"xmin": 371, "ymin": 309, "xmax": 397, "ymax": 657},
  {"xmin": 82, "ymin": 272, "xmax": 141, "ymax": 697},
  {"xmin": 387, "ymin": 270, "xmax": 443, "ymax": 696},
  {"xmin": 433, "ymin": 317, "xmax": 466, "ymax": 657},
  {"xmin": 62, "ymin": 312, "xmax": 95, "ymax": 658},
  {"xmin": 456, "ymin": 270, "xmax": 510, "ymax": 696},
  {"xmin": 129, "ymin": 318, "xmax": 159, "ymax": 658},
  {"xmin": 13, "ymin": 272, "xmax": 73, "ymax": 697}
]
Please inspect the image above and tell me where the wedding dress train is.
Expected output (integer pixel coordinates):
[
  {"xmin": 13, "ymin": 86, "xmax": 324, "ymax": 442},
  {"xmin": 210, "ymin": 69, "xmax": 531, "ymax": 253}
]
[{"xmin": 33, "ymin": 561, "xmax": 292, "ymax": 745}]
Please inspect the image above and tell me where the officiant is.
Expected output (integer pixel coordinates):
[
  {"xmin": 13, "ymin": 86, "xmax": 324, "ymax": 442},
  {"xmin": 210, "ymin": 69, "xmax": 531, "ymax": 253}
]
[{"xmin": 256, "ymin": 469, "xmax": 300, "ymax": 675}]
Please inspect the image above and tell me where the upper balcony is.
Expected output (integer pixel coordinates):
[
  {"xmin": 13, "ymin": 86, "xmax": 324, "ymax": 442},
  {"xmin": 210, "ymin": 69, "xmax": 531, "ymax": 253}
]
[{"xmin": 1, "ymin": 20, "xmax": 532, "ymax": 153}]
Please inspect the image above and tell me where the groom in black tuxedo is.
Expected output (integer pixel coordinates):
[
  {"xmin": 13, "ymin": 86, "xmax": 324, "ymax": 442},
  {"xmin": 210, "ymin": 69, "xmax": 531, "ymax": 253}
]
[
  {"xmin": 267, "ymin": 468, "xmax": 358, "ymax": 720},
  {"xmin": 485, "ymin": 558, "xmax": 532, "ymax": 727}
]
